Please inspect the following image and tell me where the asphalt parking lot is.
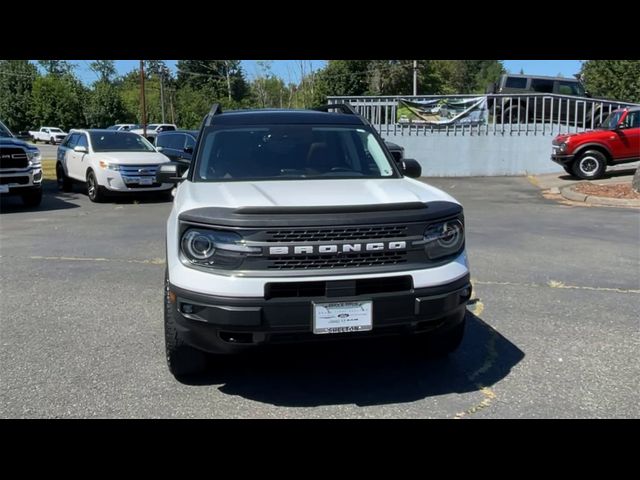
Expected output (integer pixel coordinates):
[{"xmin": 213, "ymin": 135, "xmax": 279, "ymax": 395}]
[{"xmin": 1, "ymin": 176, "xmax": 638, "ymax": 418}]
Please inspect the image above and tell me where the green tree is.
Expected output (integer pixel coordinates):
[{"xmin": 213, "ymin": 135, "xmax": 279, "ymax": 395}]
[
  {"xmin": 90, "ymin": 60, "xmax": 117, "ymax": 83},
  {"xmin": 250, "ymin": 62, "xmax": 290, "ymax": 108},
  {"xmin": 30, "ymin": 74, "xmax": 86, "ymax": 130},
  {"xmin": 580, "ymin": 60, "xmax": 640, "ymax": 103},
  {"xmin": 176, "ymin": 60, "xmax": 249, "ymax": 102},
  {"xmin": 175, "ymin": 85, "xmax": 212, "ymax": 129},
  {"xmin": 314, "ymin": 60, "xmax": 370, "ymax": 102},
  {"xmin": 37, "ymin": 60, "xmax": 75, "ymax": 77},
  {"xmin": 85, "ymin": 80, "xmax": 127, "ymax": 127},
  {"xmin": 0, "ymin": 60, "xmax": 38, "ymax": 132},
  {"xmin": 447, "ymin": 60, "xmax": 505, "ymax": 94}
]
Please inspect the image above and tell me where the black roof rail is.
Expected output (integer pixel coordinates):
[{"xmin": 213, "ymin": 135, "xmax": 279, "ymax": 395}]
[
  {"xmin": 204, "ymin": 103, "xmax": 223, "ymax": 126},
  {"xmin": 313, "ymin": 103, "xmax": 359, "ymax": 115}
]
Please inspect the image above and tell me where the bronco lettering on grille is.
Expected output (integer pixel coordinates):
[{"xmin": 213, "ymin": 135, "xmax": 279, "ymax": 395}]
[{"xmin": 268, "ymin": 241, "xmax": 406, "ymax": 255}]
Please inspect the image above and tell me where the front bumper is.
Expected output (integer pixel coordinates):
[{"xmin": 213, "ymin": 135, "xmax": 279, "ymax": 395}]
[
  {"xmin": 551, "ymin": 153, "xmax": 575, "ymax": 166},
  {"xmin": 168, "ymin": 274, "xmax": 471, "ymax": 354},
  {"xmin": 101, "ymin": 172, "xmax": 172, "ymax": 192},
  {"xmin": 0, "ymin": 167, "xmax": 42, "ymax": 195}
]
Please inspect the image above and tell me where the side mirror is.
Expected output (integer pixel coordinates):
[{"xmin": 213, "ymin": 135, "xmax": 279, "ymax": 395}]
[
  {"xmin": 73, "ymin": 145, "xmax": 88, "ymax": 153},
  {"xmin": 155, "ymin": 146, "xmax": 164, "ymax": 152},
  {"xmin": 184, "ymin": 146, "xmax": 193, "ymax": 154},
  {"xmin": 157, "ymin": 162, "xmax": 184, "ymax": 184},
  {"xmin": 400, "ymin": 159, "xmax": 421, "ymax": 178}
]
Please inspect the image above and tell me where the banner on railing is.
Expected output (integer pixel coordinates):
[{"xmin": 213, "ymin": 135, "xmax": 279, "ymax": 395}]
[{"xmin": 396, "ymin": 97, "xmax": 489, "ymax": 125}]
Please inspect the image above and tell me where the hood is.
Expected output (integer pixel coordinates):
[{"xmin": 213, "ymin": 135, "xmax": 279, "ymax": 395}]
[
  {"xmin": 92, "ymin": 151, "xmax": 170, "ymax": 165},
  {"xmin": 554, "ymin": 129, "xmax": 612, "ymax": 143},
  {"xmin": 0, "ymin": 136, "xmax": 39, "ymax": 151},
  {"xmin": 176, "ymin": 177, "xmax": 459, "ymax": 212}
]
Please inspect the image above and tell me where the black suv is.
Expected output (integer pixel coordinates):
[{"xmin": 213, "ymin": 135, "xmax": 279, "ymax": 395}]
[
  {"xmin": 487, "ymin": 73, "xmax": 599, "ymax": 125},
  {"xmin": 155, "ymin": 130, "xmax": 198, "ymax": 175}
]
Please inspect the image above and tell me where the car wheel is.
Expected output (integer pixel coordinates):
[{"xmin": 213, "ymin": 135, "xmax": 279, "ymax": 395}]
[
  {"xmin": 32, "ymin": 137, "xmax": 37, "ymax": 144},
  {"xmin": 572, "ymin": 150, "xmax": 607, "ymax": 180},
  {"xmin": 56, "ymin": 162, "xmax": 73, "ymax": 192},
  {"xmin": 50, "ymin": 137, "xmax": 55, "ymax": 145},
  {"xmin": 21, "ymin": 188, "xmax": 42, "ymax": 207},
  {"xmin": 86, "ymin": 170, "xmax": 106, "ymax": 202},
  {"xmin": 411, "ymin": 314, "xmax": 466, "ymax": 358},
  {"xmin": 502, "ymin": 104, "xmax": 526, "ymax": 124},
  {"xmin": 164, "ymin": 270, "xmax": 208, "ymax": 378}
]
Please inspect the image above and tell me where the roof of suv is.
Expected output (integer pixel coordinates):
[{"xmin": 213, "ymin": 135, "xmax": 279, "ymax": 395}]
[
  {"xmin": 502, "ymin": 73, "xmax": 581, "ymax": 83},
  {"xmin": 210, "ymin": 109, "xmax": 368, "ymax": 126}
]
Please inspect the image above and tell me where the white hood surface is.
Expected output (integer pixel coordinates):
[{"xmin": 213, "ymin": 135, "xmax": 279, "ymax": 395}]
[
  {"xmin": 176, "ymin": 177, "xmax": 459, "ymax": 212},
  {"xmin": 91, "ymin": 151, "xmax": 170, "ymax": 165}
]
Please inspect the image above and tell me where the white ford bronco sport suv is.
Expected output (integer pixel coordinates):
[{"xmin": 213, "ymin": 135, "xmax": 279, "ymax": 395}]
[{"xmin": 159, "ymin": 104, "xmax": 471, "ymax": 378}]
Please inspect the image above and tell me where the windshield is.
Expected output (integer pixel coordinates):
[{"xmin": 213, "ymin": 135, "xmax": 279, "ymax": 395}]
[
  {"xmin": 0, "ymin": 121, "xmax": 13, "ymax": 138},
  {"xmin": 89, "ymin": 131, "xmax": 156, "ymax": 152},
  {"xmin": 49, "ymin": 128, "xmax": 63, "ymax": 133},
  {"xmin": 147, "ymin": 124, "xmax": 159, "ymax": 130},
  {"xmin": 194, "ymin": 125, "xmax": 398, "ymax": 182},
  {"xmin": 598, "ymin": 111, "xmax": 624, "ymax": 130}
]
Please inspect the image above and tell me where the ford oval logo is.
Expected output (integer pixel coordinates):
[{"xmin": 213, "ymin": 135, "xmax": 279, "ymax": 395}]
[{"xmin": 338, "ymin": 313, "xmax": 349, "ymax": 318}]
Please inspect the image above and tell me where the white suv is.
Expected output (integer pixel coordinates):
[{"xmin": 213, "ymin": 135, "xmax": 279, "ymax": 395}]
[
  {"xmin": 56, "ymin": 129, "xmax": 173, "ymax": 202},
  {"xmin": 159, "ymin": 104, "xmax": 471, "ymax": 378}
]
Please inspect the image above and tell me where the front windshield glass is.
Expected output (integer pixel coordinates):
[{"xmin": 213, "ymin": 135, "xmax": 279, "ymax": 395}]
[
  {"xmin": 598, "ymin": 111, "xmax": 623, "ymax": 130},
  {"xmin": 0, "ymin": 121, "xmax": 13, "ymax": 138},
  {"xmin": 194, "ymin": 125, "xmax": 398, "ymax": 182},
  {"xmin": 89, "ymin": 131, "xmax": 156, "ymax": 152},
  {"xmin": 49, "ymin": 128, "xmax": 63, "ymax": 133}
]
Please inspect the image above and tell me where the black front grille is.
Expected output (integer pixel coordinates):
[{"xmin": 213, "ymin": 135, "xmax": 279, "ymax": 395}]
[
  {"xmin": 264, "ymin": 225, "xmax": 408, "ymax": 242},
  {"xmin": 0, "ymin": 147, "xmax": 29, "ymax": 169},
  {"xmin": 265, "ymin": 276, "xmax": 413, "ymax": 299},
  {"xmin": 267, "ymin": 251, "xmax": 407, "ymax": 270},
  {"xmin": 0, "ymin": 176, "xmax": 29, "ymax": 185}
]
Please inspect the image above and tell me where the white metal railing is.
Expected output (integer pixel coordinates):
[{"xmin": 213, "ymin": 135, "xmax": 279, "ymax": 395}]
[{"xmin": 327, "ymin": 94, "xmax": 639, "ymax": 136}]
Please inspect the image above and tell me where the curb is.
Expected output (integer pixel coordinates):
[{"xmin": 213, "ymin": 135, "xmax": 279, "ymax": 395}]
[{"xmin": 560, "ymin": 183, "xmax": 640, "ymax": 208}]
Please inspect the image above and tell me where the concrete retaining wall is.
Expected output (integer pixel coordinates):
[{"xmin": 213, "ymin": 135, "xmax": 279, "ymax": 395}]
[{"xmin": 381, "ymin": 132, "xmax": 563, "ymax": 177}]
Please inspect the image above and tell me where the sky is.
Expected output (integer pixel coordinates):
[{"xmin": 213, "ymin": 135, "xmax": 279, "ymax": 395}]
[{"xmin": 72, "ymin": 60, "xmax": 584, "ymax": 85}]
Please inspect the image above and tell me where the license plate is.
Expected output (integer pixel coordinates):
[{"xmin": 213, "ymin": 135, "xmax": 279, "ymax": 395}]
[
  {"xmin": 139, "ymin": 177, "xmax": 153, "ymax": 185},
  {"xmin": 313, "ymin": 301, "xmax": 372, "ymax": 334},
  {"xmin": 0, "ymin": 185, "xmax": 9, "ymax": 193}
]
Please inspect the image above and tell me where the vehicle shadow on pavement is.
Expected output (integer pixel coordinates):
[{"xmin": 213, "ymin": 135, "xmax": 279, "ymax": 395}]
[
  {"xmin": 179, "ymin": 311, "xmax": 525, "ymax": 408},
  {"xmin": 558, "ymin": 167, "xmax": 637, "ymax": 182},
  {"xmin": 0, "ymin": 180, "xmax": 79, "ymax": 214}
]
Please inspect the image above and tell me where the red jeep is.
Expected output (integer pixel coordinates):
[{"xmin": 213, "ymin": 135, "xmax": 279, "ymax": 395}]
[{"xmin": 551, "ymin": 107, "xmax": 640, "ymax": 179}]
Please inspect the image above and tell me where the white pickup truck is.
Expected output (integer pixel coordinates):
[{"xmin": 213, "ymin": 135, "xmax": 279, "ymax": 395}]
[{"xmin": 29, "ymin": 127, "xmax": 68, "ymax": 144}]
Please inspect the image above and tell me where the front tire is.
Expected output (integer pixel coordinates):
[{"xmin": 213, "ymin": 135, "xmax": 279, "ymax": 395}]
[
  {"xmin": 56, "ymin": 162, "xmax": 73, "ymax": 192},
  {"xmin": 21, "ymin": 188, "xmax": 42, "ymax": 207},
  {"xmin": 86, "ymin": 170, "xmax": 106, "ymax": 202},
  {"xmin": 32, "ymin": 137, "xmax": 37, "ymax": 144},
  {"xmin": 164, "ymin": 271, "xmax": 208, "ymax": 378},
  {"xmin": 572, "ymin": 150, "xmax": 607, "ymax": 180},
  {"xmin": 49, "ymin": 137, "xmax": 55, "ymax": 145}
]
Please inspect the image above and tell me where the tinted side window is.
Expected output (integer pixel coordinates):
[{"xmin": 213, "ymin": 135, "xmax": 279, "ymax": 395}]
[
  {"xmin": 505, "ymin": 77, "xmax": 527, "ymax": 89},
  {"xmin": 158, "ymin": 133, "xmax": 184, "ymax": 150},
  {"xmin": 76, "ymin": 134, "xmax": 89, "ymax": 149},
  {"xmin": 64, "ymin": 133, "xmax": 80, "ymax": 149},
  {"xmin": 624, "ymin": 111, "xmax": 640, "ymax": 128},
  {"xmin": 530, "ymin": 79, "xmax": 554, "ymax": 93},
  {"xmin": 557, "ymin": 81, "xmax": 580, "ymax": 96}
]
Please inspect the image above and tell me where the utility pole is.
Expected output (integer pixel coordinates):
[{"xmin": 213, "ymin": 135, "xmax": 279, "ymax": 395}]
[
  {"xmin": 225, "ymin": 60, "xmax": 232, "ymax": 101},
  {"xmin": 159, "ymin": 68, "xmax": 166, "ymax": 123},
  {"xmin": 140, "ymin": 60, "xmax": 147, "ymax": 138},
  {"xmin": 413, "ymin": 60, "xmax": 418, "ymax": 96}
]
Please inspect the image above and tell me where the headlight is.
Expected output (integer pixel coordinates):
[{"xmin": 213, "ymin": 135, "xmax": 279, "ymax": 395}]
[
  {"xmin": 27, "ymin": 150, "xmax": 41, "ymax": 166},
  {"xmin": 422, "ymin": 218, "xmax": 465, "ymax": 260},
  {"xmin": 99, "ymin": 160, "xmax": 120, "ymax": 171},
  {"xmin": 180, "ymin": 228, "xmax": 261, "ymax": 269},
  {"xmin": 557, "ymin": 142, "xmax": 568, "ymax": 153}
]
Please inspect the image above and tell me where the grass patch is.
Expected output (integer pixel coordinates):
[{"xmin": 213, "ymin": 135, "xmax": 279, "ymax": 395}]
[{"xmin": 42, "ymin": 159, "xmax": 56, "ymax": 180}]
